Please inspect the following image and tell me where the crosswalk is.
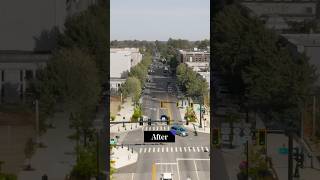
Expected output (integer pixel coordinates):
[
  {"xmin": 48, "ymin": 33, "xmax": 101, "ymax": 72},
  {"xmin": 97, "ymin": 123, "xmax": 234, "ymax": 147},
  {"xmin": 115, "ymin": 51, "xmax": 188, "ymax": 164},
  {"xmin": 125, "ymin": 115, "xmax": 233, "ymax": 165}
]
[
  {"xmin": 138, "ymin": 146, "xmax": 209, "ymax": 154},
  {"xmin": 143, "ymin": 126, "xmax": 170, "ymax": 131}
]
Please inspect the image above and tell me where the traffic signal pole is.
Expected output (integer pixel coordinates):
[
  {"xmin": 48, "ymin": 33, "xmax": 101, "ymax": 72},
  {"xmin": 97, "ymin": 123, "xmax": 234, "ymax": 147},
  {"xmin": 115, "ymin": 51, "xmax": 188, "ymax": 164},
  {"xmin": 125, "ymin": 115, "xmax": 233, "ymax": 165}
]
[{"xmin": 288, "ymin": 132, "xmax": 293, "ymax": 180}]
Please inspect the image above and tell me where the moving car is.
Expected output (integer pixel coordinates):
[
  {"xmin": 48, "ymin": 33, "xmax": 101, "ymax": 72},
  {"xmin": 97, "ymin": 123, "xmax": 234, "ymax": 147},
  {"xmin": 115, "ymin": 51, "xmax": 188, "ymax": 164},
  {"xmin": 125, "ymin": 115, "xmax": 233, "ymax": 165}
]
[
  {"xmin": 160, "ymin": 172, "xmax": 173, "ymax": 180},
  {"xmin": 171, "ymin": 125, "xmax": 188, "ymax": 137}
]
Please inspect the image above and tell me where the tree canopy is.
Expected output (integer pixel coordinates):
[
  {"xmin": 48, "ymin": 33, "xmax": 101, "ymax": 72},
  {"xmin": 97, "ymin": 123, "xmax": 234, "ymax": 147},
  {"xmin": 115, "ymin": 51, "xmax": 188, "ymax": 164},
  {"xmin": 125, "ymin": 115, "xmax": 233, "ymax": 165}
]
[{"xmin": 213, "ymin": 4, "xmax": 317, "ymax": 122}]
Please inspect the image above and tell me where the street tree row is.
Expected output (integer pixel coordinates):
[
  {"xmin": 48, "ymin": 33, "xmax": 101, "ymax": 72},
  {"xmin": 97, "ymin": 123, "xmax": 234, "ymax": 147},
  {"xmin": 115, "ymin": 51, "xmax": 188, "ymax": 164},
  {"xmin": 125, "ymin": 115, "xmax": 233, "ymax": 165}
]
[{"xmin": 213, "ymin": 5, "xmax": 317, "ymax": 130}]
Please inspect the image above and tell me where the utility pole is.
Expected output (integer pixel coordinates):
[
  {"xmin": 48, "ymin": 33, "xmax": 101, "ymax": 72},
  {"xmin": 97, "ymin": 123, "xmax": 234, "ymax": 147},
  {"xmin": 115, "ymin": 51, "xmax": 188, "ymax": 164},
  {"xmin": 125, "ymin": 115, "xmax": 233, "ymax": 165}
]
[
  {"xmin": 96, "ymin": 130, "xmax": 100, "ymax": 180},
  {"xmin": 246, "ymin": 140, "xmax": 249, "ymax": 180},
  {"xmin": 35, "ymin": 99, "xmax": 40, "ymax": 144},
  {"xmin": 312, "ymin": 95, "xmax": 316, "ymax": 140},
  {"xmin": 199, "ymin": 96, "xmax": 203, "ymax": 128},
  {"xmin": 288, "ymin": 131, "xmax": 293, "ymax": 180}
]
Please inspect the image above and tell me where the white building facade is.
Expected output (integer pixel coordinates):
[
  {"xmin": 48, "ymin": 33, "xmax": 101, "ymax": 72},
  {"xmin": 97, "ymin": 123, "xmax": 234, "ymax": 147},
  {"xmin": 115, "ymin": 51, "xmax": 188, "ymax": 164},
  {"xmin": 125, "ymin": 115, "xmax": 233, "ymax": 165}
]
[
  {"xmin": 178, "ymin": 49, "xmax": 210, "ymax": 88},
  {"xmin": 110, "ymin": 48, "xmax": 142, "ymax": 92}
]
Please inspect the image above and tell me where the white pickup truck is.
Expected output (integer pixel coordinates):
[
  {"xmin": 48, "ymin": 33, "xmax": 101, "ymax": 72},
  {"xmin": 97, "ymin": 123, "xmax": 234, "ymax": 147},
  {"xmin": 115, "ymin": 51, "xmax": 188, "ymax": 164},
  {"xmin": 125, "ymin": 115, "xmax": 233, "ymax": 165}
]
[{"xmin": 160, "ymin": 173, "xmax": 173, "ymax": 180}]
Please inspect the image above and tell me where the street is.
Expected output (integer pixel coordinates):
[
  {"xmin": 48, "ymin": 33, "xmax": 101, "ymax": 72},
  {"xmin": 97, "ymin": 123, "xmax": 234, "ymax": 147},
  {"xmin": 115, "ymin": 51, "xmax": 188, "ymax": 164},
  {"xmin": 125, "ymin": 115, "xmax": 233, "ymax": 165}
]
[{"xmin": 114, "ymin": 57, "xmax": 210, "ymax": 180}]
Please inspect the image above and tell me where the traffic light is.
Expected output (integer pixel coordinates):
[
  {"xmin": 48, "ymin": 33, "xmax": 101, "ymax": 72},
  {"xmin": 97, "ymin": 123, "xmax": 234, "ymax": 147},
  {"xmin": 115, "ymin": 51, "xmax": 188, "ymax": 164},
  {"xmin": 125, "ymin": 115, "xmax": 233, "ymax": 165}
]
[
  {"xmin": 139, "ymin": 117, "xmax": 143, "ymax": 126},
  {"xmin": 213, "ymin": 128, "xmax": 220, "ymax": 145},
  {"xmin": 176, "ymin": 102, "xmax": 179, "ymax": 107},
  {"xmin": 190, "ymin": 102, "xmax": 193, "ymax": 107},
  {"xmin": 258, "ymin": 129, "xmax": 266, "ymax": 146},
  {"xmin": 160, "ymin": 101, "xmax": 163, "ymax": 108},
  {"xmin": 148, "ymin": 118, "xmax": 151, "ymax": 126}
]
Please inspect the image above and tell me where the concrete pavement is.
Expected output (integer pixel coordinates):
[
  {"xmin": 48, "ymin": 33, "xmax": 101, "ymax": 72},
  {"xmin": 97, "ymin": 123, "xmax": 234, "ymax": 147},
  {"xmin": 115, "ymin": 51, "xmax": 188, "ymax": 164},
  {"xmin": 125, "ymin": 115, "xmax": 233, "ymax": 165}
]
[
  {"xmin": 17, "ymin": 112, "xmax": 76, "ymax": 180},
  {"xmin": 111, "ymin": 147, "xmax": 138, "ymax": 169}
]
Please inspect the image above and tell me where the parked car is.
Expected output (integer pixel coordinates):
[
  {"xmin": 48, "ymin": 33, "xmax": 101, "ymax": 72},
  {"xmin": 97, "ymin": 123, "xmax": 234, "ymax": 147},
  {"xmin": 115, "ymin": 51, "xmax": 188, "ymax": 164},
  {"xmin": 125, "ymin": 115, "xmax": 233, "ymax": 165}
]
[{"xmin": 171, "ymin": 125, "xmax": 188, "ymax": 137}]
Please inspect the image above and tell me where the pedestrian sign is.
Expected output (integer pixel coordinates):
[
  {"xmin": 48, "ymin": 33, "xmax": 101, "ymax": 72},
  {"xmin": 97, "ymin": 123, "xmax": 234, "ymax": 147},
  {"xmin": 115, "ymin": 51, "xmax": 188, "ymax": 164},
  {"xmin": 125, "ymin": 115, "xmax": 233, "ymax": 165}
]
[
  {"xmin": 110, "ymin": 138, "xmax": 117, "ymax": 145},
  {"xmin": 278, "ymin": 147, "xmax": 288, "ymax": 155}
]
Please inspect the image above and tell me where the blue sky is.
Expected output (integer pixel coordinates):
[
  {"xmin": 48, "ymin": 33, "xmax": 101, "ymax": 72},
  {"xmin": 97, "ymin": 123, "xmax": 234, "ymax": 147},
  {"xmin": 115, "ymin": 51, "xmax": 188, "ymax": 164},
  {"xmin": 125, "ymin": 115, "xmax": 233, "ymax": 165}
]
[{"xmin": 111, "ymin": 0, "xmax": 210, "ymax": 41}]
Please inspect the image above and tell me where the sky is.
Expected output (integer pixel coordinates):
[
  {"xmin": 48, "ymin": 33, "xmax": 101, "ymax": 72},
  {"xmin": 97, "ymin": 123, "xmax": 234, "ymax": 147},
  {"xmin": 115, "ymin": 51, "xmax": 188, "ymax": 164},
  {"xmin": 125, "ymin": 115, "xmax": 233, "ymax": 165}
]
[{"xmin": 111, "ymin": 0, "xmax": 210, "ymax": 41}]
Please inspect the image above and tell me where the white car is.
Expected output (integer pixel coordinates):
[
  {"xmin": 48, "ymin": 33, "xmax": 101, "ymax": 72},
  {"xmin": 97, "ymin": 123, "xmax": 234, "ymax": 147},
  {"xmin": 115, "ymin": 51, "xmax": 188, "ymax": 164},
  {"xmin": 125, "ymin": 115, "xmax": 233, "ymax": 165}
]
[{"xmin": 160, "ymin": 173, "xmax": 173, "ymax": 180}]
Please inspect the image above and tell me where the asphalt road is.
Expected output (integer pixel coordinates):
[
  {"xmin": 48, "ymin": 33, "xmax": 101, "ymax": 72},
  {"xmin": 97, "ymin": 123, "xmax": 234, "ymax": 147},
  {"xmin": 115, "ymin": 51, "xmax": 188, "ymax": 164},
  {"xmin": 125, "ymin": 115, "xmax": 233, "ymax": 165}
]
[{"xmin": 114, "ymin": 58, "xmax": 210, "ymax": 180}]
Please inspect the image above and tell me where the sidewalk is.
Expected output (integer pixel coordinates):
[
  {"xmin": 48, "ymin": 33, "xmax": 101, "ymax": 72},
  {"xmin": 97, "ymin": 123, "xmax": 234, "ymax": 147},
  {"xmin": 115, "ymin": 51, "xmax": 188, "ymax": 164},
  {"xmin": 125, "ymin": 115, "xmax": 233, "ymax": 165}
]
[
  {"xmin": 111, "ymin": 146, "xmax": 138, "ymax": 169},
  {"xmin": 17, "ymin": 112, "xmax": 76, "ymax": 180},
  {"xmin": 178, "ymin": 106, "xmax": 210, "ymax": 134},
  {"xmin": 110, "ymin": 98, "xmax": 142, "ymax": 134},
  {"xmin": 256, "ymin": 115, "xmax": 320, "ymax": 180}
]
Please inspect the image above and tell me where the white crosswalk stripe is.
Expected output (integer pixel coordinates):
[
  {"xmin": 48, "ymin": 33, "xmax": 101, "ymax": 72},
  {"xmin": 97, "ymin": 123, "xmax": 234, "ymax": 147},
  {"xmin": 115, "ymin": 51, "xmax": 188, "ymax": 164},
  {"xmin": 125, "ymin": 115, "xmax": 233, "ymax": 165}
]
[{"xmin": 138, "ymin": 146, "xmax": 209, "ymax": 154}]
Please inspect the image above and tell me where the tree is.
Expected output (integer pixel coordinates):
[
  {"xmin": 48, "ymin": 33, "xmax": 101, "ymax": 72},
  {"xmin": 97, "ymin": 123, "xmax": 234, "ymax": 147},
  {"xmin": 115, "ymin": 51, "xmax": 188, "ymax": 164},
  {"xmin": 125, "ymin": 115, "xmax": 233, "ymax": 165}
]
[
  {"xmin": 122, "ymin": 77, "xmax": 141, "ymax": 104},
  {"xmin": 41, "ymin": 48, "xmax": 101, "ymax": 147},
  {"xmin": 24, "ymin": 138, "xmax": 35, "ymax": 170},
  {"xmin": 71, "ymin": 146, "xmax": 97, "ymax": 180},
  {"xmin": 58, "ymin": 3, "xmax": 108, "ymax": 82},
  {"xmin": 213, "ymin": 4, "xmax": 317, "ymax": 124},
  {"xmin": 197, "ymin": 39, "xmax": 210, "ymax": 50}
]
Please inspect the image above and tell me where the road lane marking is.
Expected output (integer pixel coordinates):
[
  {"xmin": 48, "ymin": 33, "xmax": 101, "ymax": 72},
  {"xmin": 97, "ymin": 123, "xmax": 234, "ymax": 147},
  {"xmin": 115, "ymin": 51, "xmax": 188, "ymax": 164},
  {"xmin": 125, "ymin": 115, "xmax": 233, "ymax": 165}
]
[
  {"xmin": 184, "ymin": 147, "xmax": 187, "ymax": 152},
  {"xmin": 197, "ymin": 147, "xmax": 200, "ymax": 152},
  {"xmin": 193, "ymin": 160, "xmax": 200, "ymax": 180},
  {"xmin": 175, "ymin": 147, "xmax": 178, "ymax": 152},
  {"xmin": 144, "ymin": 148, "xmax": 147, "ymax": 153},
  {"xmin": 131, "ymin": 173, "xmax": 134, "ymax": 180},
  {"xmin": 158, "ymin": 147, "xmax": 160, "ymax": 152},
  {"xmin": 189, "ymin": 147, "xmax": 191, "ymax": 152},
  {"xmin": 201, "ymin": 146, "xmax": 204, "ymax": 152},
  {"xmin": 180, "ymin": 147, "xmax": 182, "ymax": 152},
  {"xmin": 153, "ymin": 147, "xmax": 155, "ymax": 152},
  {"xmin": 148, "ymin": 147, "xmax": 151, "ymax": 152},
  {"xmin": 152, "ymin": 163, "xmax": 156, "ymax": 180},
  {"xmin": 166, "ymin": 147, "xmax": 169, "ymax": 152},
  {"xmin": 139, "ymin": 148, "xmax": 143, "ymax": 153},
  {"xmin": 193, "ymin": 147, "xmax": 196, "ymax": 152},
  {"xmin": 162, "ymin": 147, "xmax": 164, "ymax": 152},
  {"xmin": 177, "ymin": 160, "xmax": 181, "ymax": 180},
  {"xmin": 205, "ymin": 147, "xmax": 209, "ymax": 152},
  {"xmin": 171, "ymin": 147, "xmax": 173, "ymax": 152}
]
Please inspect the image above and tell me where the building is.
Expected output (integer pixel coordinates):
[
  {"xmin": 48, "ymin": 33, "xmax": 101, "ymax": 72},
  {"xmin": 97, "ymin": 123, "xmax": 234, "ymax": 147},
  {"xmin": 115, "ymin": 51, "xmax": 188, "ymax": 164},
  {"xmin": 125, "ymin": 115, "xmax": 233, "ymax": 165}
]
[
  {"xmin": 0, "ymin": 0, "xmax": 94, "ymax": 104},
  {"xmin": 241, "ymin": 0, "xmax": 319, "ymax": 32},
  {"xmin": 66, "ymin": 0, "xmax": 98, "ymax": 16},
  {"xmin": 178, "ymin": 49, "xmax": 210, "ymax": 87},
  {"xmin": 178, "ymin": 49, "xmax": 210, "ymax": 72},
  {"xmin": 110, "ymin": 48, "xmax": 143, "ymax": 92},
  {"xmin": 281, "ymin": 33, "xmax": 320, "ymax": 86},
  {"xmin": 0, "ymin": 51, "xmax": 51, "ymax": 103}
]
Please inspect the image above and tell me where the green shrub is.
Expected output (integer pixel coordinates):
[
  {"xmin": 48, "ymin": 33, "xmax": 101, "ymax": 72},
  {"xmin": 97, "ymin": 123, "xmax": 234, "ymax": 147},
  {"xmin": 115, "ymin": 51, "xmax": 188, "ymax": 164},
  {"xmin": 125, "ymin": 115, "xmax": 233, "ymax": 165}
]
[
  {"xmin": 131, "ymin": 106, "xmax": 142, "ymax": 122},
  {"xmin": 0, "ymin": 173, "xmax": 17, "ymax": 180},
  {"xmin": 110, "ymin": 115, "xmax": 115, "ymax": 121}
]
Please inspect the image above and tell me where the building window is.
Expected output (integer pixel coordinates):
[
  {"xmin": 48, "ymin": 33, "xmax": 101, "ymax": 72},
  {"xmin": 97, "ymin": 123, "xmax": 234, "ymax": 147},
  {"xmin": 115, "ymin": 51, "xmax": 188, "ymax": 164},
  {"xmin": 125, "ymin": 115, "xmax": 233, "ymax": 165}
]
[
  {"xmin": 306, "ymin": 7, "xmax": 313, "ymax": 14},
  {"xmin": 1, "ymin": 86, "xmax": 4, "ymax": 98},
  {"xmin": 20, "ymin": 70, "xmax": 23, "ymax": 82},
  {"xmin": 20, "ymin": 84, "xmax": 23, "ymax": 99},
  {"xmin": 1, "ymin": 70, "xmax": 4, "ymax": 82},
  {"xmin": 25, "ymin": 70, "xmax": 33, "ymax": 80}
]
